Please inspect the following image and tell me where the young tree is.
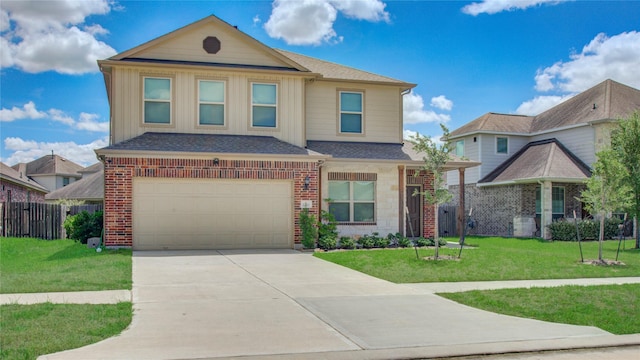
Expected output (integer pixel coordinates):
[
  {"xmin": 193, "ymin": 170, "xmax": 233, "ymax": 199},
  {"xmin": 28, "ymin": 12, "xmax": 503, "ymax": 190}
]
[
  {"xmin": 581, "ymin": 148, "xmax": 633, "ymax": 262},
  {"xmin": 410, "ymin": 124, "xmax": 453, "ymax": 259},
  {"xmin": 611, "ymin": 111, "xmax": 640, "ymax": 249}
]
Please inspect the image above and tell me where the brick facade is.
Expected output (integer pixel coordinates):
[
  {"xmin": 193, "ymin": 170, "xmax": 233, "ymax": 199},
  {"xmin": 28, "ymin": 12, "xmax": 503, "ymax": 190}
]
[
  {"xmin": 448, "ymin": 182, "xmax": 586, "ymax": 237},
  {"xmin": 103, "ymin": 157, "xmax": 319, "ymax": 248},
  {"xmin": 0, "ymin": 181, "xmax": 46, "ymax": 203},
  {"xmin": 407, "ymin": 169, "xmax": 436, "ymax": 239}
]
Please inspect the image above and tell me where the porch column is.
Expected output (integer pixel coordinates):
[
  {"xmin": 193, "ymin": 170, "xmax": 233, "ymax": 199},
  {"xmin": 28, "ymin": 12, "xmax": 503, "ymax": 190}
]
[
  {"xmin": 398, "ymin": 165, "xmax": 405, "ymax": 236},
  {"xmin": 541, "ymin": 181, "xmax": 552, "ymax": 239},
  {"xmin": 458, "ymin": 167, "xmax": 465, "ymax": 244}
]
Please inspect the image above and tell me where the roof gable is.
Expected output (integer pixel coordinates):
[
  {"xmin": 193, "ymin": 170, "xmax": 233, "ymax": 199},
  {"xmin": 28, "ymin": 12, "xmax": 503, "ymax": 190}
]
[
  {"xmin": 13, "ymin": 155, "xmax": 83, "ymax": 177},
  {"xmin": 45, "ymin": 170, "xmax": 104, "ymax": 201},
  {"xmin": 109, "ymin": 15, "xmax": 308, "ymax": 71},
  {"xmin": 0, "ymin": 162, "xmax": 48, "ymax": 193},
  {"xmin": 479, "ymin": 138, "xmax": 591, "ymax": 185}
]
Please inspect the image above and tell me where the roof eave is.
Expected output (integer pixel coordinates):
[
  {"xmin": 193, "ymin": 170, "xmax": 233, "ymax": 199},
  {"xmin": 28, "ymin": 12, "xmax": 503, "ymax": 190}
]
[
  {"xmin": 95, "ymin": 148, "xmax": 329, "ymax": 162},
  {"xmin": 477, "ymin": 177, "xmax": 588, "ymax": 187}
]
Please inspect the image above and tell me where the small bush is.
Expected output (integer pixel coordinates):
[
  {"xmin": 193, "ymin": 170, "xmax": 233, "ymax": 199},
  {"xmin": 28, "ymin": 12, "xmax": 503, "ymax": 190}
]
[
  {"xmin": 415, "ymin": 237, "xmax": 432, "ymax": 247},
  {"xmin": 374, "ymin": 236, "xmax": 390, "ymax": 248},
  {"xmin": 548, "ymin": 220, "xmax": 576, "ymax": 241},
  {"xmin": 398, "ymin": 236, "xmax": 412, "ymax": 248},
  {"xmin": 317, "ymin": 236, "xmax": 337, "ymax": 251},
  {"xmin": 63, "ymin": 211, "xmax": 103, "ymax": 244},
  {"xmin": 299, "ymin": 209, "xmax": 317, "ymax": 249},
  {"xmin": 339, "ymin": 236, "xmax": 355, "ymax": 249},
  {"xmin": 357, "ymin": 235, "xmax": 376, "ymax": 249}
]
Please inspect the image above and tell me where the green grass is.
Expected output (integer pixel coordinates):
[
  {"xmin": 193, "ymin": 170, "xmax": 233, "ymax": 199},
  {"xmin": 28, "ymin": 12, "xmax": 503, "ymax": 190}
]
[
  {"xmin": 314, "ymin": 237, "xmax": 640, "ymax": 283},
  {"xmin": 440, "ymin": 284, "xmax": 640, "ymax": 334},
  {"xmin": 0, "ymin": 302, "xmax": 132, "ymax": 360},
  {"xmin": 0, "ymin": 237, "xmax": 132, "ymax": 293}
]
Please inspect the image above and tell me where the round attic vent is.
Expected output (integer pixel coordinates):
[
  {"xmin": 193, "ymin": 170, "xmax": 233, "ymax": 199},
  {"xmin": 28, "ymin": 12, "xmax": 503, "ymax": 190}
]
[{"xmin": 203, "ymin": 36, "xmax": 221, "ymax": 54}]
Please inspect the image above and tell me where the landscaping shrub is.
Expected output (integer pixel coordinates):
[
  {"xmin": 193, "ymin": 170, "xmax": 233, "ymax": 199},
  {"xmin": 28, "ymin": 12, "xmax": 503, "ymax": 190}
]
[
  {"xmin": 397, "ymin": 236, "xmax": 412, "ymax": 248},
  {"xmin": 339, "ymin": 236, "xmax": 355, "ymax": 249},
  {"xmin": 317, "ymin": 236, "xmax": 337, "ymax": 251},
  {"xmin": 63, "ymin": 211, "xmax": 103, "ymax": 244},
  {"xmin": 318, "ymin": 210, "xmax": 338, "ymax": 242},
  {"xmin": 299, "ymin": 209, "xmax": 317, "ymax": 249},
  {"xmin": 548, "ymin": 218, "xmax": 624, "ymax": 241},
  {"xmin": 415, "ymin": 237, "xmax": 432, "ymax": 247},
  {"xmin": 374, "ymin": 236, "xmax": 390, "ymax": 248},
  {"xmin": 357, "ymin": 235, "xmax": 376, "ymax": 249}
]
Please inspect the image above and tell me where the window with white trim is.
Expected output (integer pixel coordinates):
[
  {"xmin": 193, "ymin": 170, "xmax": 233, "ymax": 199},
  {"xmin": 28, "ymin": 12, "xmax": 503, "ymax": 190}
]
[
  {"xmin": 198, "ymin": 80, "xmax": 225, "ymax": 126},
  {"xmin": 251, "ymin": 83, "xmax": 277, "ymax": 128},
  {"xmin": 328, "ymin": 180, "xmax": 375, "ymax": 222},
  {"xmin": 339, "ymin": 91, "xmax": 363, "ymax": 133},
  {"xmin": 496, "ymin": 136, "xmax": 508, "ymax": 154},
  {"xmin": 455, "ymin": 140, "xmax": 464, "ymax": 157},
  {"xmin": 143, "ymin": 77, "xmax": 171, "ymax": 124}
]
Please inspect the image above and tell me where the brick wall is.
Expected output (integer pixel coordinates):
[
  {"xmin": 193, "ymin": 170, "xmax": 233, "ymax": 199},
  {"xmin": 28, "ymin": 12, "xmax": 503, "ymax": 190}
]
[
  {"xmin": 0, "ymin": 181, "xmax": 46, "ymax": 203},
  {"xmin": 448, "ymin": 182, "xmax": 587, "ymax": 237},
  {"xmin": 407, "ymin": 169, "xmax": 436, "ymax": 239},
  {"xmin": 103, "ymin": 157, "xmax": 319, "ymax": 248}
]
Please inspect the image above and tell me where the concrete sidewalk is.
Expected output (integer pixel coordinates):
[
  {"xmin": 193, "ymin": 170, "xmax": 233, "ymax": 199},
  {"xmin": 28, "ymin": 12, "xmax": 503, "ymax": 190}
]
[{"xmin": 26, "ymin": 250, "xmax": 640, "ymax": 360}]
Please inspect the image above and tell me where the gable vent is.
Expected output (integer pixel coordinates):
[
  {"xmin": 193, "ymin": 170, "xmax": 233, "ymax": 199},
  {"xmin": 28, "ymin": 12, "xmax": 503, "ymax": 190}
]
[{"xmin": 203, "ymin": 36, "xmax": 221, "ymax": 54}]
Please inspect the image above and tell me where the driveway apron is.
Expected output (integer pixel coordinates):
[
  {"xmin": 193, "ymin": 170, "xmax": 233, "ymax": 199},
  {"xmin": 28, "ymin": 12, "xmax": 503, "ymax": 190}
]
[{"xmin": 40, "ymin": 250, "xmax": 610, "ymax": 360}]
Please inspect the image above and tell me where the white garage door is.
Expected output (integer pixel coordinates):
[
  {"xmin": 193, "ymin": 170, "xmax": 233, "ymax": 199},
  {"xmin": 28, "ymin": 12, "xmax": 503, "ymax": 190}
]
[{"xmin": 133, "ymin": 178, "xmax": 293, "ymax": 250}]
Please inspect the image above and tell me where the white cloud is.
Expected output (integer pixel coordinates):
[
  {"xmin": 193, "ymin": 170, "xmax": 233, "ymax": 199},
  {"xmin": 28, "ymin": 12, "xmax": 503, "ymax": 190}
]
[
  {"xmin": 534, "ymin": 31, "xmax": 640, "ymax": 93},
  {"xmin": 76, "ymin": 112, "xmax": 109, "ymax": 132},
  {"xmin": 3, "ymin": 136, "xmax": 109, "ymax": 167},
  {"xmin": 0, "ymin": 101, "xmax": 108, "ymax": 132},
  {"xmin": 0, "ymin": 101, "xmax": 46, "ymax": 121},
  {"xmin": 462, "ymin": 0, "xmax": 567, "ymax": 16},
  {"xmin": 430, "ymin": 95, "xmax": 453, "ymax": 111},
  {"xmin": 403, "ymin": 129, "xmax": 418, "ymax": 140},
  {"xmin": 515, "ymin": 94, "xmax": 574, "ymax": 115},
  {"xmin": 264, "ymin": 0, "xmax": 389, "ymax": 45},
  {"xmin": 1, "ymin": 0, "xmax": 117, "ymax": 74},
  {"xmin": 403, "ymin": 91, "xmax": 451, "ymax": 125}
]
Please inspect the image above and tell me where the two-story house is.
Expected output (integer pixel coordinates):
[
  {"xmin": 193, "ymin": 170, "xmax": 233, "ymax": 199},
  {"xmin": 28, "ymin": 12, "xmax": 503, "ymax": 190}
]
[
  {"xmin": 11, "ymin": 154, "xmax": 83, "ymax": 192},
  {"xmin": 446, "ymin": 79, "xmax": 640, "ymax": 239},
  {"xmin": 96, "ymin": 15, "xmax": 476, "ymax": 250},
  {"xmin": 1, "ymin": 161, "xmax": 48, "ymax": 203}
]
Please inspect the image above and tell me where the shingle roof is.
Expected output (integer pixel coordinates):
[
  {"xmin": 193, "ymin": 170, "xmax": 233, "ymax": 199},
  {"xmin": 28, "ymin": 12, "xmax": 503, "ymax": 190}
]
[
  {"xmin": 307, "ymin": 141, "xmax": 414, "ymax": 160},
  {"xmin": 450, "ymin": 79, "xmax": 640, "ymax": 138},
  {"xmin": 0, "ymin": 162, "xmax": 48, "ymax": 193},
  {"xmin": 101, "ymin": 133, "xmax": 312, "ymax": 156},
  {"xmin": 479, "ymin": 139, "xmax": 591, "ymax": 185},
  {"xmin": 449, "ymin": 113, "xmax": 534, "ymax": 137},
  {"xmin": 276, "ymin": 49, "xmax": 415, "ymax": 88},
  {"xmin": 12, "ymin": 155, "xmax": 83, "ymax": 177},
  {"xmin": 45, "ymin": 170, "xmax": 104, "ymax": 202}
]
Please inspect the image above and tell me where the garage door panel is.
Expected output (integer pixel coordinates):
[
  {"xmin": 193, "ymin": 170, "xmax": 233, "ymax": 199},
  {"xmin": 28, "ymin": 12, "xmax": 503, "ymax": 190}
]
[{"xmin": 133, "ymin": 178, "xmax": 293, "ymax": 250}]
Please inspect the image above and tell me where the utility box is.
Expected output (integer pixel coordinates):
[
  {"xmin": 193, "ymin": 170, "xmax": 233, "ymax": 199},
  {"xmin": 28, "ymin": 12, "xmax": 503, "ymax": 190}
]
[
  {"xmin": 87, "ymin": 237, "xmax": 101, "ymax": 248},
  {"xmin": 513, "ymin": 216, "xmax": 536, "ymax": 237}
]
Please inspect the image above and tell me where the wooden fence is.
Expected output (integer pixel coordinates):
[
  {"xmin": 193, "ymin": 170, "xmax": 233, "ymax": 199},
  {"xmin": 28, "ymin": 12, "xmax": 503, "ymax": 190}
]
[
  {"xmin": 0, "ymin": 202, "xmax": 103, "ymax": 240},
  {"xmin": 438, "ymin": 205, "xmax": 458, "ymax": 237}
]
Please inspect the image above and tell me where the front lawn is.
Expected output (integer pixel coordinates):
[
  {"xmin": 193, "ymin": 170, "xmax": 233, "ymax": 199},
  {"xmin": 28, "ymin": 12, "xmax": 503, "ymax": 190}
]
[
  {"xmin": 0, "ymin": 237, "xmax": 132, "ymax": 293},
  {"xmin": 1, "ymin": 302, "xmax": 132, "ymax": 360},
  {"xmin": 314, "ymin": 237, "xmax": 640, "ymax": 283},
  {"xmin": 441, "ymin": 284, "xmax": 640, "ymax": 334}
]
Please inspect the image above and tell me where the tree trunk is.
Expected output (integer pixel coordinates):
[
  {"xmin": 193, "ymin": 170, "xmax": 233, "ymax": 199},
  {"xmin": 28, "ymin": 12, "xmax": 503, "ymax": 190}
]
[
  {"xmin": 599, "ymin": 214, "xmax": 605, "ymax": 262},
  {"xmin": 434, "ymin": 203, "xmax": 439, "ymax": 259},
  {"xmin": 635, "ymin": 216, "xmax": 639, "ymax": 249}
]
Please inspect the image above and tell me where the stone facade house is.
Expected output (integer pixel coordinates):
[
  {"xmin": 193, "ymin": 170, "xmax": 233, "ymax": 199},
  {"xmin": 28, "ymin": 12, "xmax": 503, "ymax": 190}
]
[
  {"xmin": 446, "ymin": 79, "xmax": 640, "ymax": 238},
  {"xmin": 95, "ymin": 15, "xmax": 476, "ymax": 250}
]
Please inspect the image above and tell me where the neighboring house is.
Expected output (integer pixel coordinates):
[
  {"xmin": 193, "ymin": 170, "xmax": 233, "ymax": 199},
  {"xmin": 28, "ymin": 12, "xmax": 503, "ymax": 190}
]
[
  {"xmin": 0, "ymin": 161, "xmax": 48, "ymax": 203},
  {"xmin": 12, "ymin": 154, "xmax": 83, "ymax": 192},
  {"xmin": 95, "ymin": 15, "xmax": 477, "ymax": 250},
  {"xmin": 45, "ymin": 163, "xmax": 104, "ymax": 204},
  {"xmin": 446, "ymin": 79, "xmax": 640, "ymax": 238}
]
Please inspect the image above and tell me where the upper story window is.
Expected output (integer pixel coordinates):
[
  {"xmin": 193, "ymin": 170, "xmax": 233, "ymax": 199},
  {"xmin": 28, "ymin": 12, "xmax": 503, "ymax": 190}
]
[
  {"xmin": 251, "ymin": 83, "xmax": 277, "ymax": 128},
  {"xmin": 328, "ymin": 180, "xmax": 376, "ymax": 223},
  {"xmin": 198, "ymin": 80, "xmax": 225, "ymax": 126},
  {"xmin": 496, "ymin": 136, "xmax": 508, "ymax": 154},
  {"xmin": 455, "ymin": 140, "xmax": 464, "ymax": 157},
  {"xmin": 143, "ymin": 77, "xmax": 172, "ymax": 124},
  {"xmin": 339, "ymin": 91, "xmax": 363, "ymax": 134},
  {"xmin": 63, "ymin": 177, "xmax": 70, "ymax": 186}
]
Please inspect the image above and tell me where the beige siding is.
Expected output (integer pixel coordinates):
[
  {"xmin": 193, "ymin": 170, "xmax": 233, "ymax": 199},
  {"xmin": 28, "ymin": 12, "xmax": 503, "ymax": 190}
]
[
  {"xmin": 132, "ymin": 22, "xmax": 286, "ymax": 68},
  {"xmin": 531, "ymin": 126, "xmax": 595, "ymax": 166},
  {"xmin": 306, "ymin": 81, "xmax": 403, "ymax": 143},
  {"xmin": 111, "ymin": 66, "xmax": 305, "ymax": 146}
]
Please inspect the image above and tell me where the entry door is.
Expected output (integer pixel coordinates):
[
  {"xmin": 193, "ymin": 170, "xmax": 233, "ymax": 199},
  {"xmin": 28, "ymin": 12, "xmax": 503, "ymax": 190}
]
[{"xmin": 406, "ymin": 185, "xmax": 422, "ymax": 237}]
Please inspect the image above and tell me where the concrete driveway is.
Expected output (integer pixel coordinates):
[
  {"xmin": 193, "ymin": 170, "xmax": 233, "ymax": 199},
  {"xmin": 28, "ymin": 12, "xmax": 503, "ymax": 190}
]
[{"xmin": 41, "ymin": 250, "xmax": 634, "ymax": 360}]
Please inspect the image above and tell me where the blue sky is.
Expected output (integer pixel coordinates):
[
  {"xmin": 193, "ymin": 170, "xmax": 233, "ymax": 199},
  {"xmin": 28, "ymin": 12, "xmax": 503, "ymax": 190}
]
[{"xmin": 2, "ymin": 0, "xmax": 640, "ymax": 167}]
